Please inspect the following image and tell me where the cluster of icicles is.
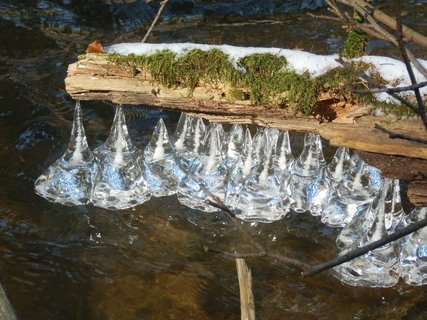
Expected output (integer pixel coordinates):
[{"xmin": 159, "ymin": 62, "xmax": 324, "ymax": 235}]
[{"xmin": 35, "ymin": 101, "xmax": 426, "ymax": 287}]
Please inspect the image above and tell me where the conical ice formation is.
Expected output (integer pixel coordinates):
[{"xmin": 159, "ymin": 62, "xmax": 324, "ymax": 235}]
[
  {"xmin": 177, "ymin": 124, "xmax": 227, "ymax": 212},
  {"xmin": 321, "ymin": 153, "xmax": 382, "ymax": 227},
  {"xmin": 336, "ymin": 179, "xmax": 404, "ymax": 251},
  {"xmin": 34, "ymin": 101, "xmax": 98, "ymax": 205},
  {"xmin": 173, "ymin": 114, "xmax": 206, "ymax": 173},
  {"xmin": 333, "ymin": 179, "xmax": 400, "ymax": 287},
  {"xmin": 224, "ymin": 124, "xmax": 245, "ymax": 168},
  {"xmin": 224, "ymin": 128, "xmax": 253, "ymax": 208},
  {"xmin": 144, "ymin": 118, "xmax": 184, "ymax": 197},
  {"xmin": 307, "ymin": 147, "xmax": 350, "ymax": 216},
  {"xmin": 235, "ymin": 130, "xmax": 288, "ymax": 222},
  {"xmin": 399, "ymin": 207, "xmax": 427, "ymax": 286},
  {"xmin": 273, "ymin": 130, "xmax": 294, "ymax": 179},
  {"xmin": 288, "ymin": 132, "xmax": 326, "ymax": 213},
  {"xmin": 91, "ymin": 106, "xmax": 150, "ymax": 210}
]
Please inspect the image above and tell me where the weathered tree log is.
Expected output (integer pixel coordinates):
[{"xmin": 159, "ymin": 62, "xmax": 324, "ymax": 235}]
[{"xmin": 65, "ymin": 54, "xmax": 427, "ymax": 206}]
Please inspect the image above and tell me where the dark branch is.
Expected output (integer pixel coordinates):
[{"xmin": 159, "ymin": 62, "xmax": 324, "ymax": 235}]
[
  {"xmin": 395, "ymin": 0, "xmax": 427, "ymax": 130},
  {"xmin": 302, "ymin": 217, "xmax": 427, "ymax": 277},
  {"xmin": 375, "ymin": 124, "xmax": 427, "ymax": 144},
  {"xmin": 205, "ymin": 198, "xmax": 237, "ymax": 219},
  {"xmin": 353, "ymin": 81, "xmax": 427, "ymax": 93}
]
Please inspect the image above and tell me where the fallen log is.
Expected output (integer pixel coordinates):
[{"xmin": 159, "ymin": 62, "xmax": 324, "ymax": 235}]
[{"xmin": 65, "ymin": 52, "xmax": 427, "ymax": 206}]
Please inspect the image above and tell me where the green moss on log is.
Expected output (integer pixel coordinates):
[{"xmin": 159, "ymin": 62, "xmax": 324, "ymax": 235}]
[{"xmin": 106, "ymin": 49, "xmax": 406, "ymax": 116}]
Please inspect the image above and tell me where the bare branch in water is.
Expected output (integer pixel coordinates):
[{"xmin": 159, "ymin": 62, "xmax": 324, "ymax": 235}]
[{"xmin": 302, "ymin": 217, "xmax": 427, "ymax": 277}]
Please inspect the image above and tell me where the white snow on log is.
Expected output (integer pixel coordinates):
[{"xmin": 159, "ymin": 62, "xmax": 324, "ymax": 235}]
[
  {"xmin": 106, "ymin": 42, "xmax": 341, "ymax": 77},
  {"xmin": 105, "ymin": 42, "xmax": 427, "ymax": 103}
]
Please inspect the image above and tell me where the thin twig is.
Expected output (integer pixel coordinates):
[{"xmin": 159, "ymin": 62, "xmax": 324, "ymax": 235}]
[
  {"xmin": 375, "ymin": 124, "xmax": 427, "ymax": 144},
  {"xmin": 141, "ymin": 0, "xmax": 169, "ymax": 43},
  {"xmin": 395, "ymin": 0, "xmax": 427, "ymax": 130},
  {"xmin": 302, "ymin": 217, "xmax": 427, "ymax": 277},
  {"xmin": 353, "ymin": 81, "xmax": 427, "ymax": 93},
  {"xmin": 306, "ymin": 12, "xmax": 341, "ymax": 22}
]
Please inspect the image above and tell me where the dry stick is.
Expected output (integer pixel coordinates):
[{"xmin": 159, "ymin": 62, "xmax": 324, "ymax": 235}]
[
  {"xmin": 0, "ymin": 282, "xmax": 17, "ymax": 320},
  {"xmin": 236, "ymin": 258, "xmax": 256, "ymax": 320},
  {"xmin": 306, "ymin": 12, "xmax": 341, "ymax": 22},
  {"xmin": 374, "ymin": 124, "xmax": 427, "ymax": 145},
  {"xmin": 302, "ymin": 217, "xmax": 427, "ymax": 277},
  {"xmin": 141, "ymin": 0, "xmax": 169, "ymax": 43}
]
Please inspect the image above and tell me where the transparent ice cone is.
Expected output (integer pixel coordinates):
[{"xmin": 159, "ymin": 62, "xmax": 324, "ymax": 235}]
[
  {"xmin": 173, "ymin": 114, "xmax": 206, "ymax": 174},
  {"xmin": 144, "ymin": 118, "xmax": 184, "ymax": 197},
  {"xmin": 321, "ymin": 153, "xmax": 382, "ymax": 227},
  {"xmin": 399, "ymin": 207, "xmax": 427, "ymax": 286},
  {"xmin": 336, "ymin": 178, "xmax": 403, "ymax": 250},
  {"xmin": 333, "ymin": 179, "xmax": 400, "ymax": 287},
  {"xmin": 91, "ymin": 106, "xmax": 151, "ymax": 210},
  {"xmin": 273, "ymin": 130, "xmax": 294, "ymax": 179},
  {"xmin": 177, "ymin": 124, "xmax": 227, "ymax": 212},
  {"xmin": 288, "ymin": 132, "xmax": 326, "ymax": 213},
  {"xmin": 34, "ymin": 101, "xmax": 98, "ymax": 206},
  {"xmin": 235, "ymin": 131, "xmax": 289, "ymax": 222},
  {"xmin": 223, "ymin": 124, "xmax": 245, "ymax": 168},
  {"xmin": 307, "ymin": 147, "xmax": 351, "ymax": 216},
  {"xmin": 224, "ymin": 128, "xmax": 253, "ymax": 208}
]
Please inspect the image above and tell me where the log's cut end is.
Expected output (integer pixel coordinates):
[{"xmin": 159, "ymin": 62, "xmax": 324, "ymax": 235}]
[{"xmin": 65, "ymin": 54, "xmax": 427, "ymax": 206}]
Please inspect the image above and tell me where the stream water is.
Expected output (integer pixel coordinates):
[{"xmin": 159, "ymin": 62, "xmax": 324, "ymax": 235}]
[{"xmin": 0, "ymin": 1, "xmax": 426, "ymax": 319}]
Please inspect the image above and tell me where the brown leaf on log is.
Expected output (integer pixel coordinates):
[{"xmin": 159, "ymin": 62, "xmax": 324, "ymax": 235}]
[{"xmin": 87, "ymin": 40, "xmax": 105, "ymax": 53}]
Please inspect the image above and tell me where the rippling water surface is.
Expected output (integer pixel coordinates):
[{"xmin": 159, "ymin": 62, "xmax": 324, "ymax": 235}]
[{"xmin": 0, "ymin": 1, "xmax": 426, "ymax": 319}]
